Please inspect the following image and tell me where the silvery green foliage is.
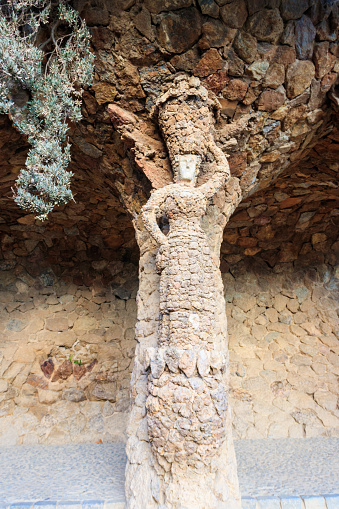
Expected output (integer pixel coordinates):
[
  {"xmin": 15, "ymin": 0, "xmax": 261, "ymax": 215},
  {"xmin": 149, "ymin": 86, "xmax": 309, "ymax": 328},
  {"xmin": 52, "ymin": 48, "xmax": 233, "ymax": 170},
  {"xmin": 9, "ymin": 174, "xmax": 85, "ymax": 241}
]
[{"xmin": 0, "ymin": 0, "xmax": 94, "ymax": 220}]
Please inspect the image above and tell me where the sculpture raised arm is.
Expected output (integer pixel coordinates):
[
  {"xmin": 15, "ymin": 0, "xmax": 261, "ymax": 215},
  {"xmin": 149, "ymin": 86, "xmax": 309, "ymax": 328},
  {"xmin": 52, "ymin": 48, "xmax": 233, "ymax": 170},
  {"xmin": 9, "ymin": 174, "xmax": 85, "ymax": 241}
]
[
  {"xmin": 199, "ymin": 139, "xmax": 231, "ymax": 200},
  {"xmin": 140, "ymin": 186, "xmax": 169, "ymax": 247}
]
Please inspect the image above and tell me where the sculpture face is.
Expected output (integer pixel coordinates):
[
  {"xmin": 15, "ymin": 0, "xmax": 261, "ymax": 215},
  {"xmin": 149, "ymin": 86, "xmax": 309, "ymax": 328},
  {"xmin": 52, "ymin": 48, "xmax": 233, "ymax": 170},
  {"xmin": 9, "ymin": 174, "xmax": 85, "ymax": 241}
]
[{"xmin": 175, "ymin": 154, "xmax": 200, "ymax": 185}]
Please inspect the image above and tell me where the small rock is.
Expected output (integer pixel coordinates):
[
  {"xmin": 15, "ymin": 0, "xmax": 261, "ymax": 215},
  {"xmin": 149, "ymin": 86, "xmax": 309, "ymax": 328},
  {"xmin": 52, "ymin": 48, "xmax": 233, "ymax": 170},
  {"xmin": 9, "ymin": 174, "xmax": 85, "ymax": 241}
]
[
  {"xmin": 222, "ymin": 79, "xmax": 248, "ymax": 100},
  {"xmin": 286, "ymin": 60, "xmax": 315, "ymax": 99},
  {"xmin": 157, "ymin": 8, "xmax": 202, "ymax": 54},
  {"xmin": 90, "ymin": 382, "xmax": 117, "ymax": 402},
  {"xmin": 280, "ymin": 0, "xmax": 309, "ymax": 20},
  {"xmin": 171, "ymin": 47, "xmax": 200, "ymax": 71},
  {"xmin": 220, "ymin": 0, "xmax": 248, "ymax": 29},
  {"xmin": 27, "ymin": 374, "xmax": 48, "ymax": 390},
  {"xmin": 150, "ymin": 351, "xmax": 165, "ymax": 378},
  {"xmin": 179, "ymin": 350, "xmax": 196, "ymax": 377},
  {"xmin": 197, "ymin": 350, "xmax": 210, "ymax": 377},
  {"xmin": 62, "ymin": 388, "xmax": 86, "ymax": 402},
  {"xmin": 225, "ymin": 48, "xmax": 245, "ymax": 76},
  {"xmin": 257, "ymin": 89, "xmax": 285, "ymax": 111},
  {"xmin": 203, "ymin": 70, "xmax": 229, "ymax": 94},
  {"xmin": 246, "ymin": 8, "xmax": 284, "ymax": 44},
  {"xmin": 6, "ymin": 319, "xmax": 26, "ymax": 332},
  {"xmin": 38, "ymin": 389, "xmax": 60, "ymax": 405},
  {"xmin": 40, "ymin": 359, "xmax": 54, "ymax": 379},
  {"xmin": 197, "ymin": 0, "xmax": 219, "ymax": 18},
  {"xmin": 45, "ymin": 317, "xmax": 69, "ymax": 332},
  {"xmin": 295, "ymin": 15, "xmax": 316, "ymax": 60},
  {"xmin": 247, "ymin": 59, "xmax": 269, "ymax": 80},
  {"xmin": 199, "ymin": 20, "xmax": 235, "ymax": 49},
  {"xmin": 91, "ymin": 82, "xmax": 117, "ymax": 105},
  {"xmin": 193, "ymin": 48, "xmax": 224, "ymax": 77},
  {"xmin": 263, "ymin": 63, "xmax": 285, "ymax": 89},
  {"xmin": 313, "ymin": 42, "xmax": 336, "ymax": 79},
  {"xmin": 144, "ymin": 0, "xmax": 192, "ymax": 13},
  {"xmin": 73, "ymin": 363, "xmax": 87, "ymax": 381},
  {"xmin": 219, "ymin": 98, "xmax": 238, "ymax": 117},
  {"xmin": 233, "ymin": 30, "xmax": 257, "ymax": 64},
  {"xmin": 281, "ymin": 20, "xmax": 296, "ymax": 47},
  {"xmin": 134, "ymin": 8, "xmax": 155, "ymax": 41},
  {"xmin": 52, "ymin": 360, "xmax": 73, "ymax": 382}
]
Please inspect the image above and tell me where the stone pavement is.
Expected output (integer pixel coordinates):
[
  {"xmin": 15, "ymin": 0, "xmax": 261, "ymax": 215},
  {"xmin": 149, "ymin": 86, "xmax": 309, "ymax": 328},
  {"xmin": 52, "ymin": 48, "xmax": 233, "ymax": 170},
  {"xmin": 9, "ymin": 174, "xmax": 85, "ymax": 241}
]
[{"xmin": 0, "ymin": 438, "xmax": 338, "ymax": 508}]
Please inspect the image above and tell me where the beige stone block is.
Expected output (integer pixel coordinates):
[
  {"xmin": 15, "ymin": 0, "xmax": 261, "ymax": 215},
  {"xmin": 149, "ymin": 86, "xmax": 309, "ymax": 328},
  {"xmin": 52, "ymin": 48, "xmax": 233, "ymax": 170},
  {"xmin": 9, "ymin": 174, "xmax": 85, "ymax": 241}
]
[
  {"xmin": 73, "ymin": 316, "xmax": 97, "ymax": 332},
  {"xmin": 38, "ymin": 389, "xmax": 60, "ymax": 405},
  {"xmin": 272, "ymin": 397, "xmax": 294, "ymax": 413},
  {"xmin": 286, "ymin": 299, "xmax": 299, "ymax": 313},
  {"xmin": 233, "ymin": 294, "xmax": 257, "ymax": 313},
  {"xmin": 14, "ymin": 345, "xmax": 35, "ymax": 363},
  {"xmin": 0, "ymin": 380, "xmax": 8, "ymax": 393},
  {"xmin": 320, "ymin": 335, "xmax": 338, "ymax": 348},
  {"xmin": 265, "ymin": 308, "xmax": 278, "ymax": 323},
  {"xmin": 288, "ymin": 390, "xmax": 316, "ymax": 410},
  {"xmin": 305, "ymin": 425, "xmax": 325, "ymax": 438},
  {"xmin": 289, "ymin": 324, "xmax": 305, "ymax": 337},
  {"xmin": 273, "ymin": 294, "xmax": 288, "ymax": 312},
  {"xmin": 290, "ymin": 354, "xmax": 312, "ymax": 367},
  {"xmin": 288, "ymin": 423, "xmax": 304, "ymax": 438},
  {"xmin": 315, "ymin": 407, "xmax": 339, "ymax": 428},
  {"xmin": 314, "ymin": 390, "xmax": 338, "ymax": 412},
  {"xmin": 267, "ymin": 323, "xmax": 289, "ymax": 333},
  {"xmin": 14, "ymin": 395, "xmax": 37, "ymax": 408},
  {"xmin": 311, "ymin": 362, "xmax": 327, "ymax": 376},
  {"xmin": 45, "ymin": 317, "xmax": 69, "ymax": 332}
]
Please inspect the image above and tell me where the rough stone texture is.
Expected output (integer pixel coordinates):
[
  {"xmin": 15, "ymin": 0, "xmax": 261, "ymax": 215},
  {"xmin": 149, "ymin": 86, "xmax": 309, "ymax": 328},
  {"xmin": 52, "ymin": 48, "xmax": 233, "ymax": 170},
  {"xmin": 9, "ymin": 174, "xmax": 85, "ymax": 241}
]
[
  {"xmin": 0, "ymin": 1, "xmax": 338, "ymax": 507},
  {"xmin": 125, "ymin": 77, "xmax": 242, "ymax": 509},
  {"xmin": 0, "ymin": 195, "xmax": 138, "ymax": 446}
]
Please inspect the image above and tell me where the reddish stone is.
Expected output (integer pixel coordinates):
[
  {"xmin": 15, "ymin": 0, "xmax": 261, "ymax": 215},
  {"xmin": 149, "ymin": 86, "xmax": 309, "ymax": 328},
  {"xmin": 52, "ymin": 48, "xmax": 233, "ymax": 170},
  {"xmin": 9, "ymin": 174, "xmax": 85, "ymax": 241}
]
[
  {"xmin": 257, "ymin": 90, "xmax": 285, "ymax": 112},
  {"xmin": 219, "ymin": 98, "xmax": 238, "ymax": 118},
  {"xmin": 73, "ymin": 363, "xmax": 87, "ymax": 381},
  {"xmin": 203, "ymin": 70, "xmax": 229, "ymax": 94},
  {"xmin": 220, "ymin": 0, "xmax": 248, "ymax": 29},
  {"xmin": 231, "ymin": 210, "xmax": 249, "ymax": 222},
  {"xmin": 273, "ymin": 46, "xmax": 296, "ymax": 66},
  {"xmin": 40, "ymin": 359, "xmax": 54, "ymax": 379},
  {"xmin": 107, "ymin": 104, "xmax": 137, "ymax": 127},
  {"xmin": 199, "ymin": 20, "xmax": 235, "ymax": 50},
  {"xmin": 193, "ymin": 48, "xmax": 224, "ymax": 77},
  {"xmin": 254, "ymin": 216, "xmax": 271, "ymax": 225},
  {"xmin": 228, "ymin": 151, "xmax": 247, "ymax": 176},
  {"xmin": 52, "ymin": 360, "xmax": 73, "ymax": 382},
  {"xmin": 321, "ymin": 72, "xmax": 337, "ymax": 93},
  {"xmin": 313, "ymin": 42, "xmax": 336, "ymax": 79},
  {"xmin": 87, "ymin": 359, "xmax": 98, "ymax": 372},
  {"xmin": 222, "ymin": 79, "xmax": 248, "ymax": 101},
  {"xmin": 279, "ymin": 197, "xmax": 303, "ymax": 209},
  {"xmin": 237, "ymin": 237, "xmax": 258, "ymax": 248}
]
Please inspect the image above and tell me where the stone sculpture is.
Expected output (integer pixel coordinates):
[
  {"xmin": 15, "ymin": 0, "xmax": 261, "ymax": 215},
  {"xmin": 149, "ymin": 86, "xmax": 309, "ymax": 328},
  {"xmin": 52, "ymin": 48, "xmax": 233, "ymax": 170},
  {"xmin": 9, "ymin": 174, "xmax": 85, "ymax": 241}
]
[
  {"xmin": 125, "ymin": 77, "xmax": 241, "ymax": 508},
  {"xmin": 141, "ymin": 134, "xmax": 230, "ymax": 468}
]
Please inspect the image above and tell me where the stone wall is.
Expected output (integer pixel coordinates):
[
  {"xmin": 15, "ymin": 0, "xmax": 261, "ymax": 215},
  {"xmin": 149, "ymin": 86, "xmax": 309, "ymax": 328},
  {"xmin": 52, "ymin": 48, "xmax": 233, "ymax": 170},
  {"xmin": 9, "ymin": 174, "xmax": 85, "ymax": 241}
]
[
  {"xmin": 226, "ymin": 259, "xmax": 339, "ymax": 440},
  {"xmin": 1, "ymin": 205, "xmax": 338, "ymax": 445},
  {"xmin": 0, "ymin": 198, "xmax": 139, "ymax": 446}
]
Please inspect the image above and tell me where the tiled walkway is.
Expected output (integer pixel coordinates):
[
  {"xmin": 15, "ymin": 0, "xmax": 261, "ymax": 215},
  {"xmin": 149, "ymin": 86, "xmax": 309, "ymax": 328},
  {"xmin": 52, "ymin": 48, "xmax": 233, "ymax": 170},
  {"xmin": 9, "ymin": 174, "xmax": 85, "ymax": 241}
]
[{"xmin": 0, "ymin": 438, "xmax": 338, "ymax": 508}]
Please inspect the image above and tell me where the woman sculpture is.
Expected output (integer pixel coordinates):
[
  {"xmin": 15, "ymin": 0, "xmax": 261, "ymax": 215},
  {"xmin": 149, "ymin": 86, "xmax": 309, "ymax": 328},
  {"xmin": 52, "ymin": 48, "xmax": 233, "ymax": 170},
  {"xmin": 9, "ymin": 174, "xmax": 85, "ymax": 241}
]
[{"xmin": 141, "ymin": 77, "xmax": 232, "ymax": 468}]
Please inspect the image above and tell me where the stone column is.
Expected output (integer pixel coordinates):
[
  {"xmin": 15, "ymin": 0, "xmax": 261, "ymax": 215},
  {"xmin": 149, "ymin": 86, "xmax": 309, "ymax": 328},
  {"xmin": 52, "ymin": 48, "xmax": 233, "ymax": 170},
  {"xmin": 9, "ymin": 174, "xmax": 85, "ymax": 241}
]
[{"xmin": 125, "ymin": 78, "xmax": 242, "ymax": 509}]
